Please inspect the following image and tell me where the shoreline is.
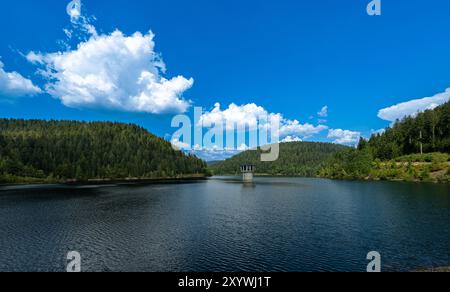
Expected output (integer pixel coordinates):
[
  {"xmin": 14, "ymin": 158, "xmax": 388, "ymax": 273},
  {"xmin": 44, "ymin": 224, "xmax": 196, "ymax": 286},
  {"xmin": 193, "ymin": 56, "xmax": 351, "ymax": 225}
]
[
  {"xmin": 0, "ymin": 174, "xmax": 210, "ymax": 188},
  {"xmin": 416, "ymin": 267, "xmax": 450, "ymax": 272},
  {"xmin": 318, "ymin": 176, "xmax": 450, "ymax": 184},
  {"xmin": 212, "ymin": 173, "xmax": 449, "ymax": 184}
]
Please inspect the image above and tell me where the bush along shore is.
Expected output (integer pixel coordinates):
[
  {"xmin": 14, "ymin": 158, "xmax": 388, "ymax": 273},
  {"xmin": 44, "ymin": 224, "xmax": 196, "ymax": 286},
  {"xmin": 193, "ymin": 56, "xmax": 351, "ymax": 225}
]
[{"xmin": 319, "ymin": 151, "xmax": 450, "ymax": 183}]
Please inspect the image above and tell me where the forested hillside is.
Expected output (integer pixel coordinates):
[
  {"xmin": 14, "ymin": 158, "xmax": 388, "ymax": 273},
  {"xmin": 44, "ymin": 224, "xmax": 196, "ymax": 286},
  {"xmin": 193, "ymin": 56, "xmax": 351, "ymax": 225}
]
[
  {"xmin": 0, "ymin": 119, "xmax": 209, "ymax": 184},
  {"xmin": 320, "ymin": 101, "xmax": 450, "ymax": 182},
  {"xmin": 367, "ymin": 101, "xmax": 450, "ymax": 160},
  {"xmin": 211, "ymin": 142, "xmax": 348, "ymax": 176}
]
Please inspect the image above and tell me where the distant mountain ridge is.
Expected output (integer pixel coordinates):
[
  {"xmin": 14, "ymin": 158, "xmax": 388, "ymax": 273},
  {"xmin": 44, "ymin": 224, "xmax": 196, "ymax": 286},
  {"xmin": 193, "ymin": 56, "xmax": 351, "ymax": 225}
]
[{"xmin": 210, "ymin": 142, "xmax": 349, "ymax": 177}]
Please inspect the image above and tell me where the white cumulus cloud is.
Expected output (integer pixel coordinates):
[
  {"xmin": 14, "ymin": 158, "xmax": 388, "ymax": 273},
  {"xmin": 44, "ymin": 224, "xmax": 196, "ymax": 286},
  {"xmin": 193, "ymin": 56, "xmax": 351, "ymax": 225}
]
[
  {"xmin": 199, "ymin": 103, "xmax": 274, "ymax": 130},
  {"xmin": 378, "ymin": 88, "xmax": 450, "ymax": 122},
  {"xmin": 171, "ymin": 138, "xmax": 191, "ymax": 151},
  {"xmin": 327, "ymin": 129, "xmax": 361, "ymax": 145},
  {"xmin": 279, "ymin": 120, "xmax": 328, "ymax": 138},
  {"xmin": 199, "ymin": 103, "xmax": 328, "ymax": 140},
  {"xmin": 281, "ymin": 136, "xmax": 303, "ymax": 143},
  {"xmin": 0, "ymin": 60, "xmax": 41, "ymax": 98},
  {"xmin": 27, "ymin": 30, "xmax": 193, "ymax": 114}
]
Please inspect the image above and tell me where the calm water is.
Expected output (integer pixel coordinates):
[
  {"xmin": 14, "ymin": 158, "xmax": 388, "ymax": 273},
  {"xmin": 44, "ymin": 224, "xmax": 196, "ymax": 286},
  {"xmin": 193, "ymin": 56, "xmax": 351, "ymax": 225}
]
[{"xmin": 0, "ymin": 177, "xmax": 449, "ymax": 272}]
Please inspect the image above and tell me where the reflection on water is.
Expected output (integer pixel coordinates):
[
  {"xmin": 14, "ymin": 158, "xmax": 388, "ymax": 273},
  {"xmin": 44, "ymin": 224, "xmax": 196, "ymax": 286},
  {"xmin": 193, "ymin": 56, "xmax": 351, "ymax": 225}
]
[
  {"xmin": 214, "ymin": 176, "xmax": 304, "ymax": 187},
  {"xmin": 0, "ymin": 177, "xmax": 449, "ymax": 272}
]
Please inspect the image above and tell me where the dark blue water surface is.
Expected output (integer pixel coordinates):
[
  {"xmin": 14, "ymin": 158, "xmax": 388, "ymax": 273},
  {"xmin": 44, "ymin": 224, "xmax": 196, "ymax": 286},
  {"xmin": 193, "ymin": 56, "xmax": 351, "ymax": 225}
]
[{"xmin": 0, "ymin": 177, "xmax": 449, "ymax": 272}]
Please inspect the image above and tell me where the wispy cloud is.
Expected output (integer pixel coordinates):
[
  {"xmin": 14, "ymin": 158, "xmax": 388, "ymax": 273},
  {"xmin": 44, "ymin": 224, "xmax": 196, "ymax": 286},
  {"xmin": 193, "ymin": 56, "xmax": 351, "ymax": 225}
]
[
  {"xmin": 65, "ymin": 0, "xmax": 97, "ymax": 39},
  {"xmin": 67, "ymin": 0, "xmax": 81, "ymax": 21},
  {"xmin": 318, "ymin": 106, "xmax": 328, "ymax": 118}
]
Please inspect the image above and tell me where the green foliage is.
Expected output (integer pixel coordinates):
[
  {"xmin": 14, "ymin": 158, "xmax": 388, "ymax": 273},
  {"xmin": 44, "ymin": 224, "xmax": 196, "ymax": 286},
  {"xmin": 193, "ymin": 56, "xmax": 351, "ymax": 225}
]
[
  {"xmin": 211, "ymin": 142, "xmax": 348, "ymax": 176},
  {"xmin": 394, "ymin": 153, "xmax": 449, "ymax": 163},
  {"xmin": 319, "ymin": 148, "xmax": 373, "ymax": 180},
  {"xmin": 368, "ymin": 101, "xmax": 450, "ymax": 160},
  {"xmin": 0, "ymin": 119, "xmax": 208, "ymax": 183},
  {"xmin": 322, "ymin": 150, "xmax": 450, "ymax": 183},
  {"xmin": 320, "ymin": 102, "xmax": 450, "ymax": 183},
  {"xmin": 419, "ymin": 166, "xmax": 431, "ymax": 181}
]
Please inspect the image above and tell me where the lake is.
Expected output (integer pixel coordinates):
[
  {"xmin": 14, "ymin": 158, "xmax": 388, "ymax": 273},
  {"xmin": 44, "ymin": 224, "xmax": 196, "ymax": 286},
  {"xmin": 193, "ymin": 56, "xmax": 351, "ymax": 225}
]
[{"xmin": 0, "ymin": 177, "xmax": 449, "ymax": 272}]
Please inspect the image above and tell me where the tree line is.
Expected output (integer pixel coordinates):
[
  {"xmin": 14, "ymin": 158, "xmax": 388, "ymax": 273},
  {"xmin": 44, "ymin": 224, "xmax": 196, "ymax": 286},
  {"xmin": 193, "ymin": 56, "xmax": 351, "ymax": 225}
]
[
  {"xmin": 364, "ymin": 100, "xmax": 450, "ymax": 160},
  {"xmin": 0, "ymin": 119, "xmax": 209, "ymax": 183}
]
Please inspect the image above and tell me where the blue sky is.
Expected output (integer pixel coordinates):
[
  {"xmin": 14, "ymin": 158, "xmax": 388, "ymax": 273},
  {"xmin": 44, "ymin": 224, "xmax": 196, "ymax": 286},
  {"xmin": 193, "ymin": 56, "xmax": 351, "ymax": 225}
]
[{"xmin": 1, "ymin": 0, "xmax": 450, "ymax": 160}]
